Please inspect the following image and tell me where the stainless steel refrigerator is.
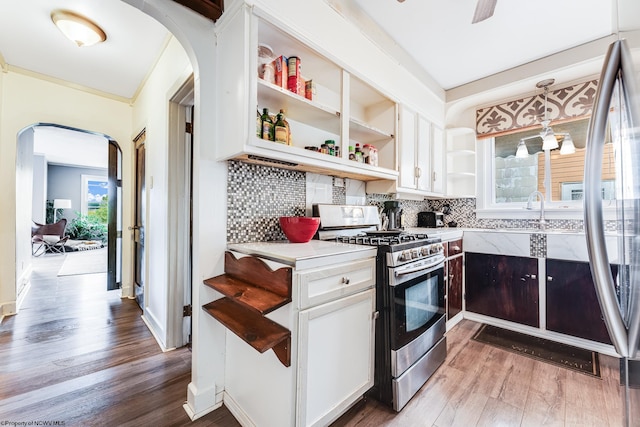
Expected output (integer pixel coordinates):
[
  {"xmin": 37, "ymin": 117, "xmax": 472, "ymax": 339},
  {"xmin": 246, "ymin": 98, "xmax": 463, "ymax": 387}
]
[{"xmin": 585, "ymin": 38, "xmax": 640, "ymax": 426}]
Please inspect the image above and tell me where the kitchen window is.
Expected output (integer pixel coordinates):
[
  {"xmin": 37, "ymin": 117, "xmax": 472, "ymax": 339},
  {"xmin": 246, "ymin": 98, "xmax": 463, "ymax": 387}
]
[{"xmin": 476, "ymin": 117, "xmax": 617, "ymax": 219}]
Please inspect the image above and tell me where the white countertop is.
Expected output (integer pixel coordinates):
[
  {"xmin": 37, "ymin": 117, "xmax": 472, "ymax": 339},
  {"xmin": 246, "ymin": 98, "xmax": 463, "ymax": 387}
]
[
  {"xmin": 228, "ymin": 240, "xmax": 378, "ymax": 270},
  {"xmin": 405, "ymin": 227, "xmax": 465, "ymax": 241}
]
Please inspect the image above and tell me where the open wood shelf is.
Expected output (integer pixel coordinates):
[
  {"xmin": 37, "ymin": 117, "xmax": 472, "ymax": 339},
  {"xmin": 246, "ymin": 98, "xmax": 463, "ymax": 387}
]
[
  {"xmin": 202, "ymin": 251, "xmax": 293, "ymax": 367},
  {"xmin": 204, "ymin": 274, "xmax": 290, "ymax": 315},
  {"xmin": 203, "ymin": 298, "xmax": 291, "ymax": 367}
]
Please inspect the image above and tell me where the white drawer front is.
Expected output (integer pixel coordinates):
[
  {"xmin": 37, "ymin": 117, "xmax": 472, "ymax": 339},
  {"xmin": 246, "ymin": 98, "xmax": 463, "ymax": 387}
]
[{"xmin": 298, "ymin": 258, "xmax": 376, "ymax": 308}]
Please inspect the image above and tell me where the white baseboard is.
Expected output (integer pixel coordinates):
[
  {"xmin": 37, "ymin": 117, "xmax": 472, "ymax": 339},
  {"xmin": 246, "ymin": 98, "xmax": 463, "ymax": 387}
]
[
  {"xmin": 223, "ymin": 391, "xmax": 256, "ymax": 427},
  {"xmin": 140, "ymin": 315, "xmax": 175, "ymax": 352},
  {"xmin": 183, "ymin": 382, "xmax": 223, "ymax": 421},
  {"xmin": 1, "ymin": 301, "xmax": 17, "ymax": 318},
  {"xmin": 445, "ymin": 312, "xmax": 464, "ymax": 331},
  {"xmin": 463, "ymin": 312, "xmax": 619, "ymax": 357}
]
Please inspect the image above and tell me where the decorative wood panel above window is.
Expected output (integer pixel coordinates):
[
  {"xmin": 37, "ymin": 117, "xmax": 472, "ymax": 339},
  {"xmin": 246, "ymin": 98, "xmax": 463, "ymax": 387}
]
[
  {"xmin": 476, "ymin": 80, "xmax": 598, "ymax": 139},
  {"xmin": 171, "ymin": 0, "xmax": 224, "ymax": 22}
]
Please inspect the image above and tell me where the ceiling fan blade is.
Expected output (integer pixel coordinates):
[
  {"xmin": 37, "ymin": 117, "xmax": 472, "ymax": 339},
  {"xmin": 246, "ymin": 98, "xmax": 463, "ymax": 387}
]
[{"xmin": 472, "ymin": 0, "xmax": 497, "ymax": 24}]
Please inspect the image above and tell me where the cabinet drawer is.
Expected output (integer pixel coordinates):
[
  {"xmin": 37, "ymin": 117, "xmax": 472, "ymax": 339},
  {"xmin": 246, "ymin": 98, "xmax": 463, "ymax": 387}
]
[
  {"xmin": 448, "ymin": 239, "xmax": 463, "ymax": 257},
  {"xmin": 298, "ymin": 258, "xmax": 376, "ymax": 308}
]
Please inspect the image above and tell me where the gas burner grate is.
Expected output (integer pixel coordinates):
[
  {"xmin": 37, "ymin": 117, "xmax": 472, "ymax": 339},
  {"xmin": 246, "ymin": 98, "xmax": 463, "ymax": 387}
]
[{"xmin": 337, "ymin": 233, "xmax": 434, "ymax": 247}]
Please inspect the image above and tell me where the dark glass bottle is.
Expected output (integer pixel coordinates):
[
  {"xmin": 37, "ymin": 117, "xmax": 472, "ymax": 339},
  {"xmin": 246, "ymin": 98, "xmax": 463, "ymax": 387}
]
[
  {"xmin": 274, "ymin": 113, "xmax": 288, "ymax": 144},
  {"xmin": 261, "ymin": 108, "xmax": 274, "ymax": 141}
]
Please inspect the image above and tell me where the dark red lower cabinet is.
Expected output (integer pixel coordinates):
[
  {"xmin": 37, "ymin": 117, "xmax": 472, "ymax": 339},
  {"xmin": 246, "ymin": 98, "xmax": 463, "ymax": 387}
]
[
  {"xmin": 545, "ymin": 259, "xmax": 614, "ymax": 345},
  {"xmin": 465, "ymin": 252, "xmax": 539, "ymax": 327}
]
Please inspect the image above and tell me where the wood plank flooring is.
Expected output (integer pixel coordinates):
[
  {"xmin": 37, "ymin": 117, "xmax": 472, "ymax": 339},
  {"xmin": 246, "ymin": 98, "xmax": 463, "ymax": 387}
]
[
  {"xmin": 1, "ymin": 252, "xmax": 624, "ymax": 426},
  {"xmin": 333, "ymin": 320, "xmax": 623, "ymax": 427},
  {"xmin": 0, "ymin": 252, "xmax": 239, "ymax": 427}
]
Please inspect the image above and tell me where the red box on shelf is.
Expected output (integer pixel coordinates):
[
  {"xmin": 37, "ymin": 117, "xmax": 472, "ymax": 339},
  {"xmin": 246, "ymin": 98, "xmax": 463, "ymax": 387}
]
[{"xmin": 274, "ymin": 56, "xmax": 288, "ymax": 88}]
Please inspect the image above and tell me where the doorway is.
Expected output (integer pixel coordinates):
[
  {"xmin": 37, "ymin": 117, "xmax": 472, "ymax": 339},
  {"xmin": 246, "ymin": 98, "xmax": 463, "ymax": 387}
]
[
  {"xmin": 167, "ymin": 77, "xmax": 195, "ymax": 348},
  {"xmin": 24, "ymin": 124, "xmax": 122, "ymax": 292},
  {"xmin": 133, "ymin": 130, "xmax": 146, "ymax": 308}
]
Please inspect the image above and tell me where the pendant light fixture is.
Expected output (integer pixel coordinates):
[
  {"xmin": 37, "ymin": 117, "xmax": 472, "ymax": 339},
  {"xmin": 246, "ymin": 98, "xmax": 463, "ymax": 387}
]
[
  {"xmin": 559, "ymin": 133, "xmax": 576, "ymax": 154},
  {"xmin": 515, "ymin": 139, "xmax": 529, "ymax": 158},
  {"xmin": 537, "ymin": 79, "xmax": 559, "ymax": 150},
  {"xmin": 51, "ymin": 10, "xmax": 107, "ymax": 47}
]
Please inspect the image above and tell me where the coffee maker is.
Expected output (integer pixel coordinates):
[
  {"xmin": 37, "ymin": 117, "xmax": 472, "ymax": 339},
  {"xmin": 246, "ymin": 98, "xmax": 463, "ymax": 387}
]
[{"xmin": 382, "ymin": 201, "xmax": 403, "ymax": 230}]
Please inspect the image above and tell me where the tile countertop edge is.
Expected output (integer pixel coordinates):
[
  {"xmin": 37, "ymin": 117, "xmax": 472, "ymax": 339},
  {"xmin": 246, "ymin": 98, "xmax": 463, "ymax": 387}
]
[{"xmin": 227, "ymin": 240, "xmax": 378, "ymax": 270}]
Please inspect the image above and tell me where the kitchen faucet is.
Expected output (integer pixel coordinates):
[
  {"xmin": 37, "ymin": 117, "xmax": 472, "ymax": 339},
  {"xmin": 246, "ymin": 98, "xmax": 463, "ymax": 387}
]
[{"xmin": 526, "ymin": 191, "xmax": 547, "ymax": 230}]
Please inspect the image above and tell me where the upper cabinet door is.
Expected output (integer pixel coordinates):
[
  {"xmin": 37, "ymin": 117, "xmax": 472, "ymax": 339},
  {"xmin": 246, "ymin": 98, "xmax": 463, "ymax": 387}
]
[
  {"xmin": 416, "ymin": 115, "xmax": 432, "ymax": 192},
  {"xmin": 398, "ymin": 105, "xmax": 417, "ymax": 190},
  {"xmin": 431, "ymin": 125, "xmax": 445, "ymax": 194}
]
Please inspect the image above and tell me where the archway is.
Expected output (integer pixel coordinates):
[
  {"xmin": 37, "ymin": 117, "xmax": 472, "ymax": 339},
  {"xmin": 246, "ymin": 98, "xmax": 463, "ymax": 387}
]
[{"xmin": 16, "ymin": 124, "xmax": 123, "ymax": 292}]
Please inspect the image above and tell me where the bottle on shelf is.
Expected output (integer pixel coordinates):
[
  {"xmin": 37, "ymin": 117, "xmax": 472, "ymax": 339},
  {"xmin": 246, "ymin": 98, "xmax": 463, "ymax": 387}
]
[
  {"xmin": 348, "ymin": 145, "xmax": 355, "ymax": 161},
  {"xmin": 355, "ymin": 143, "xmax": 364, "ymax": 163},
  {"xmin": 362, "ymin": 144, "xmax": 371, "ymax": 164},
  {"xmin": 274, "ymin": 112, "xmax": 288, "ymax": 144},
  {"xmin": 261, "ymin": 108, "xmax": 274, "ymax": 141},
  {"xmin": 279, "ymin": 109, "xmax": 292, "ymax": 146},
  {"xmin": 256, "ymin": 109, "xmax": 262, "ymax": 138}
]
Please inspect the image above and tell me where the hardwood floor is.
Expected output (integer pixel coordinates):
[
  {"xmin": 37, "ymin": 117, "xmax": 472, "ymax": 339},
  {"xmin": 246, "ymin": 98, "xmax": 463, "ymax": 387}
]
[
  {"xmin": 1, "ymin": 252, "xmax": 624, "ymax": 426},
  {"xmin": 333, "ymin": 320, "xmax": 623, "ymax": 427},
  {"xmin": 0, "ymin": 252, "xmax": 239, "ymax": 427}
]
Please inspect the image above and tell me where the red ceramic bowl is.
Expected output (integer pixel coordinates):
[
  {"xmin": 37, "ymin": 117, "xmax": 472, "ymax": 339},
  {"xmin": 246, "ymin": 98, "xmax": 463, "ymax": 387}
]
[{"xmin": 279, "ymin": 216, "xmax": 320, "ymax": 243}]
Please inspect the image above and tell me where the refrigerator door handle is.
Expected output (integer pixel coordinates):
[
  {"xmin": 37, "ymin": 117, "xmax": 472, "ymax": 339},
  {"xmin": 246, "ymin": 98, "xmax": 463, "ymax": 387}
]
[
  {"xmin": 619, "ymin": 40, "xmax": 640, "ymax": 359},
  {"xmin": 584, "ymin": 40, "xmax": 629, "ymax": 358}
]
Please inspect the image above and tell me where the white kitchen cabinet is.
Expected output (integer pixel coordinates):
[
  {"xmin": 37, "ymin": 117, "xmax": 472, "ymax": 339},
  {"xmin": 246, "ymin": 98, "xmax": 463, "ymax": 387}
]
[
  {"xmin": 297, "ymin": 289, "xmax": 375, "ymax": 427},
  {"xmin": 432, "ymin": 125, "xmax": 445, "ymax": 194},
  {"xmin": 220, "ymin": 242, "xmax": 377, "ymax": 427},
  {"xmin": 368, "ymin": 105, "xmax": 443, "ymax": 197},
  {"xmin": 446, "ymin": 127, "xmax": 476, "ymax": 197},
  {"xmin": 215, "ymin": 1, "xmax": 398, "ymax": 182}
]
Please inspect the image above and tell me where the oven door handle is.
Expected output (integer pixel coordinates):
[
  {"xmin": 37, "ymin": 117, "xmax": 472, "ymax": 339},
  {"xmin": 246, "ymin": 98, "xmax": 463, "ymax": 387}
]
[{"xmin": 394, "ymin": 257, "xmax": 445, "ymax": 277}]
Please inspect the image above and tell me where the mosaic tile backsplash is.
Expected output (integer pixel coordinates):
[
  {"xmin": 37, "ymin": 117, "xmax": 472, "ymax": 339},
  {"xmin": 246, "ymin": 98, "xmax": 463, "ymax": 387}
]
[
  {"xmin": 226, "ymin": 161, "xmax": 616, "ymax": 243},
  {"xmin": 227, "ymin": 161, "xmax": 305, "ymax": 243}
]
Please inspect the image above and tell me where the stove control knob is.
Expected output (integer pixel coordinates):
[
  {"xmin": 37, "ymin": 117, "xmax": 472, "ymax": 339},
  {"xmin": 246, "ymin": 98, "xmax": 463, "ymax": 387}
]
[
  {"xmin": 411, "ymin": 249, "xmax": 420, "ymax": 259},
  {"xmin": 420, "ymin": 247, "xmax": 430, "ymax": 256},
  {"xmin": 430, "ymin": 244, "xmax": 442, "ymax": 254},
  {"xmin": 398, "ymin": 251, "xmax": 410, "ymax": 262}
]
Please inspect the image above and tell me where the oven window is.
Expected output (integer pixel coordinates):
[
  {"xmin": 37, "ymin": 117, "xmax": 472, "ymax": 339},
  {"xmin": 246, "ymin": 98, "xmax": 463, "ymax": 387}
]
[
  {"xmin": 391, "ymin": 266, "xmax": 445, "ymax": 349},
  {"xmin": 405, "ymin": 277, "xmax": 439, "ymax": 332}
]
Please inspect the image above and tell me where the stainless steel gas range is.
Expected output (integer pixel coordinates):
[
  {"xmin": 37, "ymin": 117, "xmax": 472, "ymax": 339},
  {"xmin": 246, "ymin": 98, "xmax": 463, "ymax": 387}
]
[{"xmin": 314, "ymin": 204, "xmax": 447, "ymax": 411}]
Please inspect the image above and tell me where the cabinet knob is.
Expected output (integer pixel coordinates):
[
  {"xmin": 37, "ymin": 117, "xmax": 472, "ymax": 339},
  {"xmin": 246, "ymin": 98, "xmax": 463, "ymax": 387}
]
[
  {"xmin": 524, "ymin": 274, "xmax": 537, "ymax": 280},
  {"xmin": 415, "ymin": 167, "xmax": 422, "ymax": 178},
  {"xmin": 547, "ymin": 276, "xmax": 553, "ymax": 282},
  {"xmin": 433, "ymin": 171, "xmax": 437, "ymax": 182},
  {"xmin": 341, "ymin": 277, "xmax": 350, "ymax": 285},
  {"xmin": 373, "ymin": 311, "xmax": 380, "ymax": 320}
]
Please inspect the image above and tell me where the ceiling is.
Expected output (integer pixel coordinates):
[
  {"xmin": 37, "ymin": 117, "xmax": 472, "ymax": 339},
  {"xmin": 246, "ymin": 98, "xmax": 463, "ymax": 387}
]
[
  {"xmin": 0, "ymin": 0, "xmax": 169, "ymax": 100},
  {"xmin": 1, "ymin": 1, "xmax": 639, "ymax": 103},
  {"xmin": 34, "ymin": 126, "xmax": 108, "ymax": 170},
  {"xmin": 332, "ymin": 0, "xmax": 640, "ymax": 91}
]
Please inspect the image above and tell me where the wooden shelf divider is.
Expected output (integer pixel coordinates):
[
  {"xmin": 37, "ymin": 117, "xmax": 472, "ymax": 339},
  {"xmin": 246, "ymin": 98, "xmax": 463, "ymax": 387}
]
[
  {"xmin": 203, "ymin": 298, "xmax": 291, "ymax": 367},
  {"xmin": 202, "ymin": 251, "xmax": 293, "ymax": 367}
]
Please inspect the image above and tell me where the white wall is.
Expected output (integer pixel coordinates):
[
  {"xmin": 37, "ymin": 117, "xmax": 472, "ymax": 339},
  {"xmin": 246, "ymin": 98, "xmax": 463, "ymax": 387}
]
[
  {"xmin": 15, "ymin": 128, "xmax": 34, "ymax": 306},
  {"xmin": 32, "ymin": 154, "xmax": 47, "ymax": 224},
  {"xmin": 130, "ymin": 35, "xmax": 193, "ymax": 349},
  {"xmin": 0, "ymin": 70, "xmax": 133, "ymax": 315},
  {"xmin": 123, "ymin": 0, "xmax": 227, "ymax": 419}
]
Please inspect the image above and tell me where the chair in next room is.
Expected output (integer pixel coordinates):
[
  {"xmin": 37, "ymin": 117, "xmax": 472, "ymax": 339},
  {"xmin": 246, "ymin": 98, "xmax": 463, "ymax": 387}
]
[{"xmin": 31, "ymin": 218, "xmax": 69, "ymax": 256}]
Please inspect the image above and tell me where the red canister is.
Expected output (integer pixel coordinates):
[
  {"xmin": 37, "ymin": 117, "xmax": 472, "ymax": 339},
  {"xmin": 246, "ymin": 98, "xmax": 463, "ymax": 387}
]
[{"xmin": 287, "ymin": 56, "xmax": 301, "ymax": 94}]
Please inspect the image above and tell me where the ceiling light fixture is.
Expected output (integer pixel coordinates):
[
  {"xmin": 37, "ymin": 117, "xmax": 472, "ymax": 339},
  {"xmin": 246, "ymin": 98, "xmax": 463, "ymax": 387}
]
[
  {"xmin": 515, "ymin": 135, "xmax": 541, "ymax": 158},
  {"xmin": 51, "ymin": 10, "xmax": 107, "ymax": 47},
  {"xmin": 559, "ymin": 133, "xmax": 576, "ymax": 155},
  {"xmin": 536, "ymin": 79, "xmax": 560, "ymax": 150},
  {"xmin": 515, "ymin": 139, "xmax": 529, "ymax": 158}
]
